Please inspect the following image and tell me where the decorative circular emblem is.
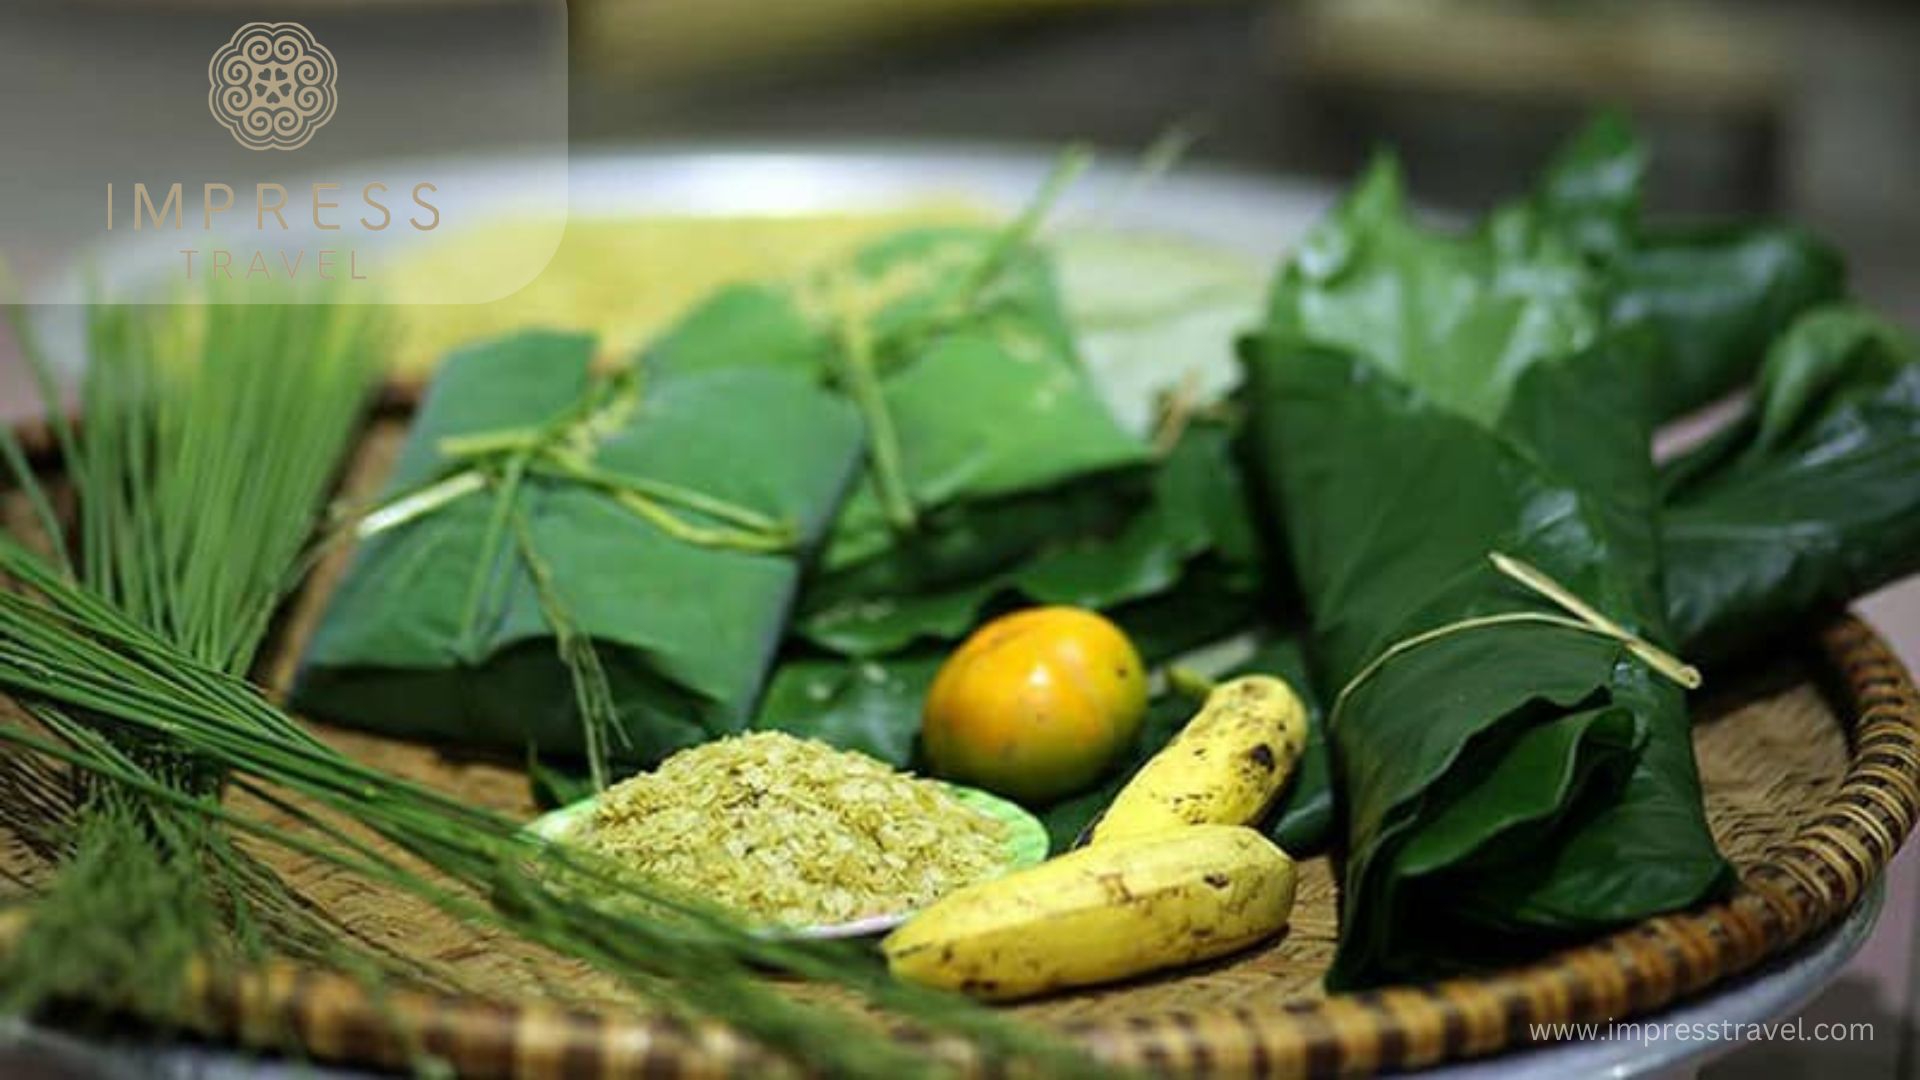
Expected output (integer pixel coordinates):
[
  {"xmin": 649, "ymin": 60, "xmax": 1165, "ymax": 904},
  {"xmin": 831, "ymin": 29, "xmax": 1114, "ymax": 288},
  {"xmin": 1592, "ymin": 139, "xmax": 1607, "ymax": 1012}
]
[{"xmin": 208, "ymin": 22, "xmax": 338, "ymax": 152}]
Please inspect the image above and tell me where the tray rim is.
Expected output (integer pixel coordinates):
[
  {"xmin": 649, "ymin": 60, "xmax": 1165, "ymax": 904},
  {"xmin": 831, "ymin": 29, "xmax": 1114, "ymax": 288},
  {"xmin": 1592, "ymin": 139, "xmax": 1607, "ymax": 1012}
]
[
  {"xmin": 42, "ymin": 613, "xmax": 1903, "ymax": 1079},
  {"xmin": 7, "ymin": 400, "xmax": 1918, "ymax": 1078}
]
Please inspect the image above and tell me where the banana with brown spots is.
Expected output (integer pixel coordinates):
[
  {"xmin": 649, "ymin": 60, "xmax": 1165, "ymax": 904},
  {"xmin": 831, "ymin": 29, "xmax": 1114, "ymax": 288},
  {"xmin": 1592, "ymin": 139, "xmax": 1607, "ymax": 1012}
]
[
  {"xmin": 881, "ymin": 824, "xmax": 1294, "ymax": 1000},
  {"xmin": 1086, "ymin": 674, "xmax": 1308, "ymax": 846}
]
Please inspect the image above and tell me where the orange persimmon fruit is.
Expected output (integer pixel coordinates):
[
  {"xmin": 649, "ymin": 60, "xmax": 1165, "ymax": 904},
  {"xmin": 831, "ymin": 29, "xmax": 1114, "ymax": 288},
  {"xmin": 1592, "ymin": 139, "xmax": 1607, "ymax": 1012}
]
[{"xmin": 922, "ymin": 606, "xmax": 1148, "ymax": 802}]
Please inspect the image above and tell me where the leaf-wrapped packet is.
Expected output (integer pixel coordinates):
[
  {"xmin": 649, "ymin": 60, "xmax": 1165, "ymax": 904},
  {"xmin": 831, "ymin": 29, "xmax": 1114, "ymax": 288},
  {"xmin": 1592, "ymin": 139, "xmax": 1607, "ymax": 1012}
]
[
  {"xmin": 1275, "ymin": 117, "xmax": 1840, "ymax": 430},
  {"xmin": 682, "ymin": 216, "xmax": 1268, "ymax": 807},
  {"xmin": 1240, "ymin": 155, "xmax": 1731, "ymax": 988},
  {"xmin": 1525, "ymin": 114, "xmax": 1845, "ymax": 420},
  {"xmin": 1240, "ymin": 310, "xmax": 1920, "ymax": 862},
  {"xmin": 797, "ymin": 418, "xmax": 1262, "ymax": 658},
  {"xmin": 292, "ymin": 331, "xmax": 864, "ymax": 765},
  {"xmin": 1211, "ymin": 116, "xmax": 1847, "ymax": 865},
  {"xmin": 1662, "ymin": 307, "xmax": 1920, "ymax": 662},
  {"xmin": 644, "ymin": 225, "xmax": 1154, "ymax": 654}
]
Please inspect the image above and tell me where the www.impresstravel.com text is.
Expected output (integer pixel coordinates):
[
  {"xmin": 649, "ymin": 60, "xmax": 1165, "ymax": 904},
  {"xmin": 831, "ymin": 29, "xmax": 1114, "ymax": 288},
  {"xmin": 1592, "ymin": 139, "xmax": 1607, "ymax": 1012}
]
[{"xmin": 1530, "ymin": 1018, "xmax": 1874, "ymax": 1047}]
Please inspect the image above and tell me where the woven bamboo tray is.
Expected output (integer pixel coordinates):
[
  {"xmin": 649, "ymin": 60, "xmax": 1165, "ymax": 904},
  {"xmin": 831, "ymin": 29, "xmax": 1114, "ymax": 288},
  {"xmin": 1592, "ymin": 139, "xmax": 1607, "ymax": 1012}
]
[{"xmin": 4, "ymin": 401, "xmax": 1918, "ymax": 1079}]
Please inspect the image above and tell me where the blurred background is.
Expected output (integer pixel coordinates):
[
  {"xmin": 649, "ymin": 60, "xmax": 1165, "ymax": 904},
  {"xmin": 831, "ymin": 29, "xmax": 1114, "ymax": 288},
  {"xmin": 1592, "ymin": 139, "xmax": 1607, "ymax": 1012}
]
[
  {"xmin": 58, "ymin": 0, "xmax": 1904, "ymax": 317},
  {"xmin": 559, "ymin": 0, "xmax": 1920, "ymax": 326},
  {"xmin": 5, "ymin": 0, "xmax": 1915, "ymax": 327}
]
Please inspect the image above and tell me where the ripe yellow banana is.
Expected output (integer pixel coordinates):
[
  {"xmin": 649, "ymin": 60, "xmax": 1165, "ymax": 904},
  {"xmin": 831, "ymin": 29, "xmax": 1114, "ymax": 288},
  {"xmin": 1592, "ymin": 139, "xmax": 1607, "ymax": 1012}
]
[
  {"xmin": 882, "ymin": 824, "xmax": 1294, "ymax": 1001},
  {"xmin": 1087, "ymin": 674, "xmax": 1307, "ymax": 846}
]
